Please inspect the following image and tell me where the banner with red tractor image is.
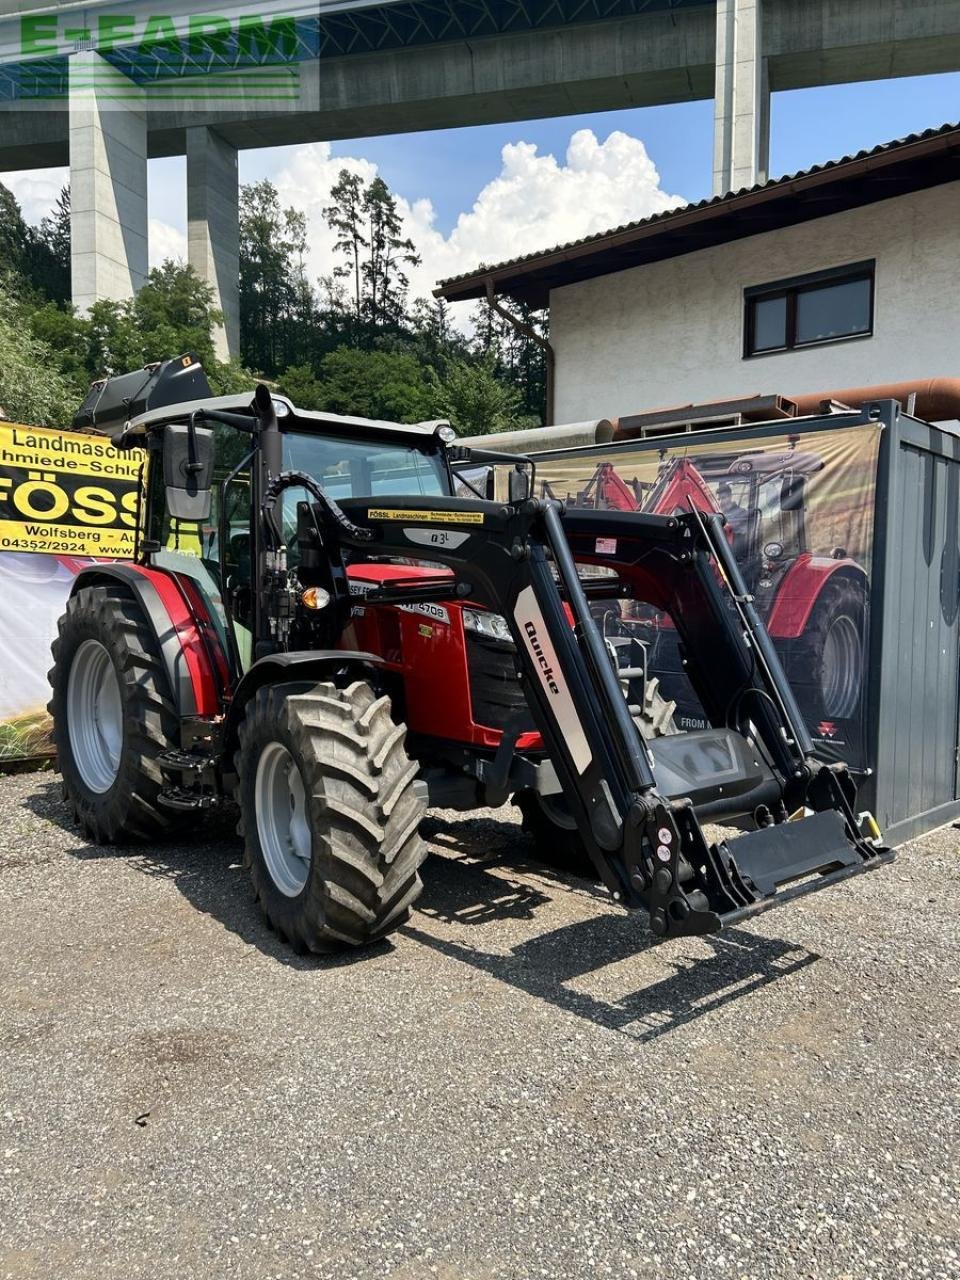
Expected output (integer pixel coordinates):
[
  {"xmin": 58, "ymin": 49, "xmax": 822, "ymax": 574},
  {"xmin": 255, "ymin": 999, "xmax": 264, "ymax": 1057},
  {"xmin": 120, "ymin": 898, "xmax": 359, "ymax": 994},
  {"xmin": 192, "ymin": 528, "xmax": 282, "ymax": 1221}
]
[
  {"xmin": 535, "ymin": 423, "xmax": 883, "ymax": 771},
  {"xmin": 0, "ymin": 422, "xmax": 141, "ymax": 762}
]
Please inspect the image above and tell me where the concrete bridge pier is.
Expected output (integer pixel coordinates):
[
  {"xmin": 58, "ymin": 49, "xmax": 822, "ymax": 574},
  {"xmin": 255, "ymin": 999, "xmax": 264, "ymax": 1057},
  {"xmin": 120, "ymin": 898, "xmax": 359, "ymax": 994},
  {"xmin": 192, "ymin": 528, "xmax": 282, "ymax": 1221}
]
[
  {"xmin": 69, "ymin": 50, "xmax": 148, "ymax": 314},
  {"xmin": 187, "ymin": 127, "xmax": 240, "ymax": 363},
  {"xmin": 713, "ymin": 0, "xmax": 770, "ymax": 195}
]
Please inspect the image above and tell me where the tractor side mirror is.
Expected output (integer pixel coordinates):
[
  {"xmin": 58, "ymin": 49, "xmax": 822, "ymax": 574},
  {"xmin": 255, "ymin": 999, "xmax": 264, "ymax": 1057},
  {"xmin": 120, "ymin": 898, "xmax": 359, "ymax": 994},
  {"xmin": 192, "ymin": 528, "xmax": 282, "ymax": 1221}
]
[{"xmin": 163, "ymin": 421, "xmax": 216, "ymax": 521}]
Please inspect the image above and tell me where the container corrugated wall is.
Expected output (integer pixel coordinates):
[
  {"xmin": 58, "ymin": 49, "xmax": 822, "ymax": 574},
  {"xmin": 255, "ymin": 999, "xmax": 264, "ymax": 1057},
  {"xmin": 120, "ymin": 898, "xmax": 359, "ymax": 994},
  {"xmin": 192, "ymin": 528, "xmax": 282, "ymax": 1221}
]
[{"xmin": 872, "ymin": 414, "xmax": 960, "ymax": 841}]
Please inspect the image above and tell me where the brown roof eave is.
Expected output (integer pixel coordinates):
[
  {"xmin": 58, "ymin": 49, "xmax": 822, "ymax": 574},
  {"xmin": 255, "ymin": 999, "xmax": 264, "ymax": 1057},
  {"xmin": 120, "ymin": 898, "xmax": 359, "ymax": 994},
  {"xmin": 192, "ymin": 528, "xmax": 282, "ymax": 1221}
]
[{"xmin": 434, "ymin": 127, "xmax": 960, "ymax": 306}]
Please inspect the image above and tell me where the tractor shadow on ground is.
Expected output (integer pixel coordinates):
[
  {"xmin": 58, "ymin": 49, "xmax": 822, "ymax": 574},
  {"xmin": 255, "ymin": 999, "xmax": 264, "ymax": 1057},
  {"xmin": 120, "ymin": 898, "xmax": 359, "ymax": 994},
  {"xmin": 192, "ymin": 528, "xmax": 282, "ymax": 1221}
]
[
  {"xmin": 25, "ymin": 779, "xmax": 385, "ymax": 970},
  {"xmin": 31, "ymin": 781, "xmax": 822, "ymax": 1009},
  {"xmin": 409, "ymin": 812, "xmax": 821, "ymax": 1046}
]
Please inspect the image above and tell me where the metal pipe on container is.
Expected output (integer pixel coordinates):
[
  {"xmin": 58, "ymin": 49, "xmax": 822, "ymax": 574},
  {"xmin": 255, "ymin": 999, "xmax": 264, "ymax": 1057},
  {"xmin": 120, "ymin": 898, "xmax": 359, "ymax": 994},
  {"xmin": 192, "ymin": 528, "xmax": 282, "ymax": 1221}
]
[
  {"xmin": 462, "ymin": 419, "xmax": 616, "ymax": 453},
  {"xmin": 791, "ymin": 378, "xmax": 960, "ymax": 422}
]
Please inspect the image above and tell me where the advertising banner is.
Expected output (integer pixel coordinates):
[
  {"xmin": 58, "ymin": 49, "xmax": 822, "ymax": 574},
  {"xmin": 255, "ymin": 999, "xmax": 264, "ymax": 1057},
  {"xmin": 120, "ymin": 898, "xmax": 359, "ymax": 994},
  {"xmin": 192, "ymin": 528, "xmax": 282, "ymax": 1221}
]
[
  {"xmin": 0, "ymin": 423, "xmax": 140, "ymax": 762},
  {"xmin": 535, "ymin": 423, "xmax": 883, "ymax": 770}
]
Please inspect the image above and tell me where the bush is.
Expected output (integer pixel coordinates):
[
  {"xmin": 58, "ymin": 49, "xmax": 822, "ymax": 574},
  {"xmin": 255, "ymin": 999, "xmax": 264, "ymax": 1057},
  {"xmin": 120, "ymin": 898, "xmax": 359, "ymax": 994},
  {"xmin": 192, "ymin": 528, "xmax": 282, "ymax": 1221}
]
[
  {"xmin": 0, "ymin": 279, "xmax": 79, "ymax": 427},
  {"xmin": 431, "ymin": 356, "xmax": 524, "ymax": 436},
  {"xmin": 315, "ymin": 347, "xmax": 435, "ymax": 422}
]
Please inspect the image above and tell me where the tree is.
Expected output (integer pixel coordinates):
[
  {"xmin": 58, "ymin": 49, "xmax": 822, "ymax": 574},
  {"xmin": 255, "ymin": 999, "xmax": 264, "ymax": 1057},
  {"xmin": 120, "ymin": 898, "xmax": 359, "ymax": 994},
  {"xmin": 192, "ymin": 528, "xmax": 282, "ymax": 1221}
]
[
  {"xmin": 315, "ymin": 347, "xmax": 435, "ymax": 422},
  {"xmin": 324, "ymin": 173, "xmax": 420, "ymax": 342},
  {"xmin": 0, "ymin": 278, "xmax": 80, "ymax": 427},
  {"xmin": 278, "ymin": 362, "xmax": 325, "ymax": 410},
  {"xmin": 132, "ymin": 261, "xmax": 223, "ymax": 370},
  {"xmin": 0, "ymin": 185, "xmax": 32, "ymax": 283},
  {"xmin": 323, "ymin": 169, "xmax": 367, "ymax": 330},
  {"xmin": 239, "ymin": 179, "xmax": 318, "ymax": 375},
  {"xmin": 0, "ymin": 181, "xmax": 73, "ymax": 307},
  {"xmin": 362, "ymin": 177, "xmax": 419, "ymax": 334},
  {"xmin": 431, "ymin": 355, "xmax": 524, "ymax": 436},
  {"xmin": 32, "ymin": 186, "xmax": 71, "ymax": 305}
]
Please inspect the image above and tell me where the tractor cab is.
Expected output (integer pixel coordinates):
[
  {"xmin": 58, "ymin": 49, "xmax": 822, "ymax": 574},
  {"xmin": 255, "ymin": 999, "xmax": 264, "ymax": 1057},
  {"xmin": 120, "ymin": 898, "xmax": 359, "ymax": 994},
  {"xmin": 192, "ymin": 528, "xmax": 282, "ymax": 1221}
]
[{"xmin": 685, "ymin": 448, "xmax": 824, "ymax": 601}]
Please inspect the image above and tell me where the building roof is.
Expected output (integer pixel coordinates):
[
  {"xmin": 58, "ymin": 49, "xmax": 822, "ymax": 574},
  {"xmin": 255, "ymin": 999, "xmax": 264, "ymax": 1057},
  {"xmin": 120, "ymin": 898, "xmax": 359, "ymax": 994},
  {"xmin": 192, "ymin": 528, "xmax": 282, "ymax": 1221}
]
[{"xmin": 435, "ymin": 122, "xmax": 960, "ymax": 309}]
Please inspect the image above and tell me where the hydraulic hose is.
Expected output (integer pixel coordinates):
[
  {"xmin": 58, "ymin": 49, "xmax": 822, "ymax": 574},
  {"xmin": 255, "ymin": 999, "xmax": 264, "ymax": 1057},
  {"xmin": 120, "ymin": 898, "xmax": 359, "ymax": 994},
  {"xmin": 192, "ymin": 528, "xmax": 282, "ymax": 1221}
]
[{"xmin": 261, "ymin": 470, "xmax": 375, "ymax": 548}]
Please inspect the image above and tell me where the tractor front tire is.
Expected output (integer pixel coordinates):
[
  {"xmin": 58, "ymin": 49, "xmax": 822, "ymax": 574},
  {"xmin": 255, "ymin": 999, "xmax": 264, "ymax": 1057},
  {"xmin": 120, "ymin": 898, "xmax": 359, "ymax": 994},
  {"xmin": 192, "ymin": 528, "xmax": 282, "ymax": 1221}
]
[
  {"xmin": 236, "ymin": 680, "xmax": 427, "ymax": 953},
  {"xmin": 794, "ymin": 575, "xmax": 867, "ymax": 723},
  {"xmin": 48, "ymin": 585, "xmax": 181, "ymax": 843},
  {"xmin": 516, "ymin": 678, "xmax": 678, "ymax": 879}
]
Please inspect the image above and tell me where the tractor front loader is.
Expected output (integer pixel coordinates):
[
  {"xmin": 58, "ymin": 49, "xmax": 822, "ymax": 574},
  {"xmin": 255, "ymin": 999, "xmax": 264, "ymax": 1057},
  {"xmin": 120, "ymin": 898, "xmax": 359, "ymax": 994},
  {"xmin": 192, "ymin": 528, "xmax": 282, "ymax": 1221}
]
[{"xmin": 49, "ymin": 358, "xmax": 892, "ymax": 953}]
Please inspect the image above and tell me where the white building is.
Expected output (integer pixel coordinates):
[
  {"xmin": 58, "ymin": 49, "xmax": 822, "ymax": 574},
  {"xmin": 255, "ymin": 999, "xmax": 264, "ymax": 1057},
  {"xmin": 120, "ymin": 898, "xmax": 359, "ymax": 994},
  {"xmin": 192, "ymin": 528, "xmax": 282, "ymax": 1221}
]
[{"xmin": 437, "ymin": 125, "xmax": 960, "ymax": 424}]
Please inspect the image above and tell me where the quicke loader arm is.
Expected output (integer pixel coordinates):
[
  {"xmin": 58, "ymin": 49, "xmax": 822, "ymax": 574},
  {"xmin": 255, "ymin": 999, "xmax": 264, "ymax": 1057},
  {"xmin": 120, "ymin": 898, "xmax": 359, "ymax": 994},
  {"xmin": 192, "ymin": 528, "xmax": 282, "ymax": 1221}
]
[{"xmin": 286, "ymin": 487, "xmax": 892, "ymax": 940}]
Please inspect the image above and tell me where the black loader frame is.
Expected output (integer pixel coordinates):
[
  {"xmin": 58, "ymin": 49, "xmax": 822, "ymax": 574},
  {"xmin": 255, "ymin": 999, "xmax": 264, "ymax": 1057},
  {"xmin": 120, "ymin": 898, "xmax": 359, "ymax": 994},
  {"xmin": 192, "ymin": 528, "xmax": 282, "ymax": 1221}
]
[{"xmin": 265, "ymin": 469, "xmax": 891, "ymax": 939}]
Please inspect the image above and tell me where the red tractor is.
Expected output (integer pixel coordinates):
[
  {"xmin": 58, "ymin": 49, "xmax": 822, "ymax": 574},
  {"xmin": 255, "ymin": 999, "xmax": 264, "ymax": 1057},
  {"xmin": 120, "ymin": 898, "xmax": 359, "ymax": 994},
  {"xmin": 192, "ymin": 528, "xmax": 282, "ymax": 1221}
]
[
  {"xmin": 558, "ymin": 449, "xmax": 868, "ymax": 726},
  {"xmin": 48, "ymin": 357, "xmax": 889, "ymax": 954}
]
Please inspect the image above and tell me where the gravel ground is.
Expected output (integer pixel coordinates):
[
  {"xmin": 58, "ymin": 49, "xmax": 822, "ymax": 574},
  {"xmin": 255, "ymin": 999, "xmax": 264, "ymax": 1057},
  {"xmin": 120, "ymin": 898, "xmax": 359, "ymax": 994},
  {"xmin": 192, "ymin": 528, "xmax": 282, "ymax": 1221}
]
[{"xmin": 0, "ymin": 769, "xmax": 958, "ymax": 1280}]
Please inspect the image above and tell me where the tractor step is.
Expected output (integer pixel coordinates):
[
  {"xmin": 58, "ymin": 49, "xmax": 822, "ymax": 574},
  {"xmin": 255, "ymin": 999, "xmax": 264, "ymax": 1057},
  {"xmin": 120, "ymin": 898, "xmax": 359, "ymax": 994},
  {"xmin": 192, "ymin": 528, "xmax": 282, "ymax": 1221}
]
[
  {"xmin": 158, "ymin": 748, "xmax": 213, "ymax": 775},
  {"xmin": 158, "ymin": 786, "xmax": 219, "ymax": 811}
]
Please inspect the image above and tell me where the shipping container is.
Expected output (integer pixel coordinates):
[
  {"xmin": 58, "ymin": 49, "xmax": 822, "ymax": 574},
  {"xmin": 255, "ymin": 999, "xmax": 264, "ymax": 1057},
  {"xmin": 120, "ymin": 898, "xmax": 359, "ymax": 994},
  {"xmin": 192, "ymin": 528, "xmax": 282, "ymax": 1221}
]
[{"xmin": 523, "ymin": 399, "xmax": 960, "ymax": 844}]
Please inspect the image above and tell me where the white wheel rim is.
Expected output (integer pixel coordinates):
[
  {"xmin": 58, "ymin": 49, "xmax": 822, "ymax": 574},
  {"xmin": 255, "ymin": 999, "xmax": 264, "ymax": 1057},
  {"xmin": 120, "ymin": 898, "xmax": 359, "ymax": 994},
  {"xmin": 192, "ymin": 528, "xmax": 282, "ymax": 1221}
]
[
  {"xmin": 66, "ymin": 639, "xmax": 123, "ymax": 794},
  {"xmin": 821, "ymin": 614, "xmax": 862, "ymax": 719},
  {"xmin": 255, "ymin": 742, "xmax": 312, "ymax": 897}
]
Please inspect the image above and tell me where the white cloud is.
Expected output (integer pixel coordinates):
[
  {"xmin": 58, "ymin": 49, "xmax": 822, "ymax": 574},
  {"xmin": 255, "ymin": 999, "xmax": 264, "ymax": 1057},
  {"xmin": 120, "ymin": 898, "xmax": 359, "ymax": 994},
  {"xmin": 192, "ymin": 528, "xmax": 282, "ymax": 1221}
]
[
  {"xmin": 0, "ymin": 166, "xmax": 68, "ymax": 224},
  {"xmin": 148, "ymin": 218, "xmax": 187, "ymax": 268},
  {"xmin": 2, "ymin": 129, "xmax": 685, "ymax": 328},
  {"xmin": 0, "ymin": 165, "xmax": 186, "ymax": 270},
  {"xmin": 271, "ymin": 129, "xmax": 685, "ymax": 324}
]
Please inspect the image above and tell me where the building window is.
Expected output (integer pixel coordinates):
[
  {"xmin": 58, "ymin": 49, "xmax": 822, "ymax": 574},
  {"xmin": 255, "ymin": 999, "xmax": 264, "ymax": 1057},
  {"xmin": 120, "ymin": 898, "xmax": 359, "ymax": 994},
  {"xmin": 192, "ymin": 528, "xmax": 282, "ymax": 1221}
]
[{"xmin": 744, "ymin": 261, "xmax": 874, "ymax": 357}]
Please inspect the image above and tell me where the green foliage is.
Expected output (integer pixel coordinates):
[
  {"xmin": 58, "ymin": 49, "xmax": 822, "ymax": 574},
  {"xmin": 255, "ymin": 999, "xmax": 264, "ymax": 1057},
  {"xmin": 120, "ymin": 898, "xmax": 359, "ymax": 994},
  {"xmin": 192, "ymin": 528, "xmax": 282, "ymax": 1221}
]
[
  {"xmin": 71, "ymin": 262, "xmax": 231, "ymax": 386},
  {"xmin": 0, "ymin": 187, "xmax": 32, "ymax": 283},
  {"xmin": 239, "ymin": 179, "xmax": 315, "ymax": 376},
  {"xmin": 430, "ymin": 355, "xmax": 526, "ymax": 436},
  {"xmin": 0, "ymin": 168, "xmax": 548, "ymax": 436},
  {"xmin": 0, "ymin": 277, "xmax": 80, "ymax": 427},
  {"xmin": 32, "ymin": 187, "xmax": 71, "ymax": 305},
  {"xmin": 207, "ymin": 360, "xmax": 257, "ymax": 397},
  {"xmin": 0, "ymin": 184, "xmax": 71, "ymax": 307},
  {"xmin": 315, "ymin": 347, "xmax": 436, "ymax": 422},
  {"xmin": 277, "ymin": 363, "xmax": 325, "ymax": 410},
  {"xmin": 133, "ymin": 261, "xmax": 224, "ymax": 368}
]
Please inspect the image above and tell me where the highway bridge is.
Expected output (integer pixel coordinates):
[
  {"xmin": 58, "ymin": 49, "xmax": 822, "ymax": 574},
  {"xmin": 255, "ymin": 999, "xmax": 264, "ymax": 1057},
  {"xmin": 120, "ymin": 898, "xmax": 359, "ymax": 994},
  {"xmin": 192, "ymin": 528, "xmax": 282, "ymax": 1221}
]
[{"xmin": 0, "ymin": 0, "xmax": 958, "ymax": 357}]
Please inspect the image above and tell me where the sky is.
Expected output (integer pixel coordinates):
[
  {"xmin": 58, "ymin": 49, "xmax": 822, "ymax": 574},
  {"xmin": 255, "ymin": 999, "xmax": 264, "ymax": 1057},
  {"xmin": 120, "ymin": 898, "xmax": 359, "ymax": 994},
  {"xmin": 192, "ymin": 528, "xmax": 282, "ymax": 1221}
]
[{"xmin": 2, "ymin": 70, "xmax": 959, "ymax": 324}]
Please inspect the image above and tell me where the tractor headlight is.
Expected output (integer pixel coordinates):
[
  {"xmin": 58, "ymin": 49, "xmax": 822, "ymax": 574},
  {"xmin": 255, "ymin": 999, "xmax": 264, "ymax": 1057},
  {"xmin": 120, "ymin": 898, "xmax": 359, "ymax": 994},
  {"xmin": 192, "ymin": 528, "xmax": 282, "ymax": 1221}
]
[
  {"xmin": 462, "ymin": 607, "xmax": 513, "ymax": 644},
  {"xmin": 436, "ymin": 423, "xmax": 458, "ymax": 444}
]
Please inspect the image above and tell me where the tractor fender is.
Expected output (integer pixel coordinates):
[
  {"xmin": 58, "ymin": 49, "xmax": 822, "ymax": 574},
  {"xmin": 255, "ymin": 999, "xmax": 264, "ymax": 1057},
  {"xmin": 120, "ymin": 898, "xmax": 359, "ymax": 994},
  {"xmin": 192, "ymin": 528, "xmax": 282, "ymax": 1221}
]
[
  {"xmin": 69, "ymin": 563, "xmax": 215, "ymax": 717},
  {"xmin": 221, "ymin": 650, "xmax": 385, "ymax": 765},
  {"xmin": 766, "ymin": 556, "xmax": 868, "ymax": 639}
]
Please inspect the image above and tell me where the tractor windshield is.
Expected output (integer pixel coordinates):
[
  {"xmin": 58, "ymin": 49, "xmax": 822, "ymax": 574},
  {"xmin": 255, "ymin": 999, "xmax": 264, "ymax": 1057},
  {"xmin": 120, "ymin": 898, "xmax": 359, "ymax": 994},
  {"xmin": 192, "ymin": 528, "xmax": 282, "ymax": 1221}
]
[{"xmin": 282, "ymin": 432, "xmax": 448, "ymax": 500}]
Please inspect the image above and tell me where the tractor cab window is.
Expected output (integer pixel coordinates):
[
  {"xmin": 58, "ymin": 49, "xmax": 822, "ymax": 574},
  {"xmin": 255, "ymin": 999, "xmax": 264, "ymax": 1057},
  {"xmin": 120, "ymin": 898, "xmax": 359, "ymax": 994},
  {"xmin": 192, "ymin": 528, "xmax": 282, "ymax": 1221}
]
[
  {"xmin": 146, "ymin": 422, "xmax": 254, "ymax": 663},
  {"xmin": 280, "ymin": 431, "xmax": 447, "ymax": 546},
  {"xmin": 282, "ymin": 432, "xmax": 447, "ymax": 499}
]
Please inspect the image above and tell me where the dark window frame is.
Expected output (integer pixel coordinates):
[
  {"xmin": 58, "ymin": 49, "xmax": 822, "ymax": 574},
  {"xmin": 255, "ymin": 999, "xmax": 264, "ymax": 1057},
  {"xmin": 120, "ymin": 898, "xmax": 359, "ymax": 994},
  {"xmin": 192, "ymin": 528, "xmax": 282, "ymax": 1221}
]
[{"xmin": 743, "ymin": 260, "xmax": 875, "ymax": 358}]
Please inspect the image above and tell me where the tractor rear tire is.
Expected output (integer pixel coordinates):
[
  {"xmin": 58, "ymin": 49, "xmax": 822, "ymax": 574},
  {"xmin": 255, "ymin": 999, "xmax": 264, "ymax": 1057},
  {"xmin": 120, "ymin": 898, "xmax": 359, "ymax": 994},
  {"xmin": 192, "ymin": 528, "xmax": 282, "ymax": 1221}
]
[
  {"xmin": 235, "ymin": 680, "xmax": 427, "ymax": 953},
  {"xmin": 794, "ymin": 575, "xmax": 867, "ymax": 723},
  {"xmin": 516, "ymin": 678, "xmax": 678, "ymax": 879},
  {"xmin": 48, "ymin": 585, "xmax": 182, "ymax": 843}
]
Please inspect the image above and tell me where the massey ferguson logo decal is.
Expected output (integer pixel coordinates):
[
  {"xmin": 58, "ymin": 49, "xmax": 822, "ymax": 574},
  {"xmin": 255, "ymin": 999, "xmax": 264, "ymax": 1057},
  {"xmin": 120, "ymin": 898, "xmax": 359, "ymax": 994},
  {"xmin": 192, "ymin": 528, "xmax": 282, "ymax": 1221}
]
[
  {"xmin": 817, "ymin": 721, "xmax": 837, "ymax": 738},
  {"xmin": 523, "ymin": 620, "xmax": 560, "ymax": 695}
]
